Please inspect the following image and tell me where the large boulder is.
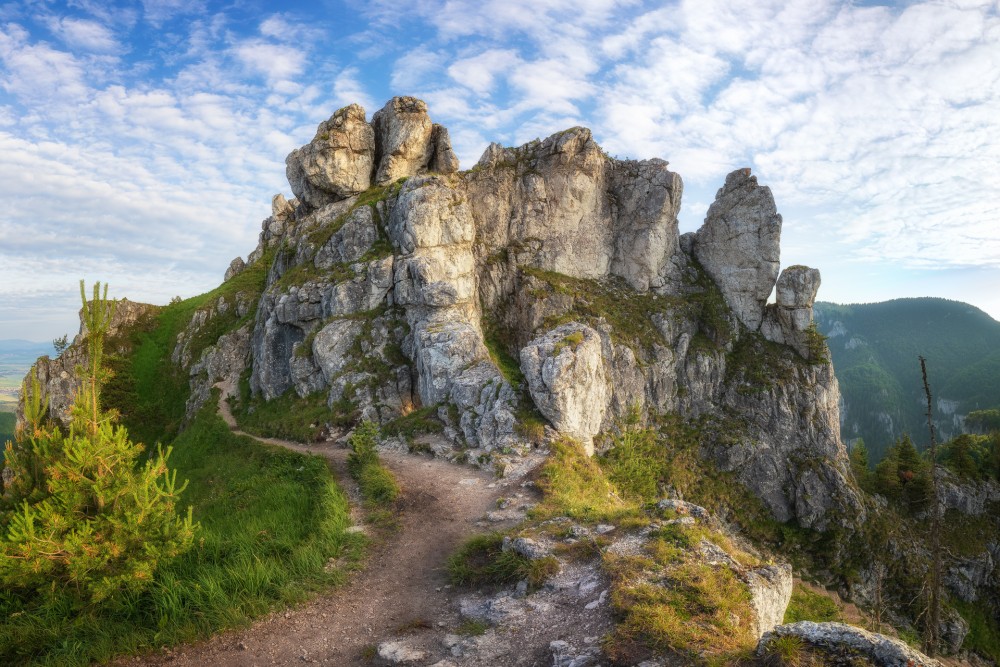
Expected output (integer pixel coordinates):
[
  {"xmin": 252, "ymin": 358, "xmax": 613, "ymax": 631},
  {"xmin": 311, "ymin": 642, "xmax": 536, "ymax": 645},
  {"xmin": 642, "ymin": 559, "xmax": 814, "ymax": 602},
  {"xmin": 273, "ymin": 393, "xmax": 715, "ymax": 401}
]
[
  {"xmin": 758, "ymin": 622, "xmax": 942, "ymax": 667},
  {"xmin": 519, "ymin": 323, "xmax": 608, "ymax": 455},
  {"xmin": 744, "ymin": 564, "xmax": 794, "ymax": 638},
  {"xmin": 285, "ymin": 103, "xmax": 375, "ymax": 208},
  {"xmin": 694, "ymin": 168, "xmax": 782, "ymax": 331}
]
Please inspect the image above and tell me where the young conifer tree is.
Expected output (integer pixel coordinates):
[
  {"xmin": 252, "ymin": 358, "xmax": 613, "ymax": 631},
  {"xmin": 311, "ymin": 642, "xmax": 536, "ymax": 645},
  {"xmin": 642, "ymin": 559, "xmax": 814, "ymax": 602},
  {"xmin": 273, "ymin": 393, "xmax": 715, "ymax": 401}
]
[{"xmin": 0, "ymin": 281, "xmax": 196, "ymax": 604}]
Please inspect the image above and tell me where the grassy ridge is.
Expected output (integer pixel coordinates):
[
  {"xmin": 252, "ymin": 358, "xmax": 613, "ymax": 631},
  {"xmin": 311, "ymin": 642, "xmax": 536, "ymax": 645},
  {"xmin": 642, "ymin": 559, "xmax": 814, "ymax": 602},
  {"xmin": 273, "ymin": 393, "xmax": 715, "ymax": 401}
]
[
  {"xmin": 1, "ymin": 255, "xmax": 363, "ymax": 665},
  {"xmin": 0, "ymin": 404, "xmax": 364, "ymax": 665}
]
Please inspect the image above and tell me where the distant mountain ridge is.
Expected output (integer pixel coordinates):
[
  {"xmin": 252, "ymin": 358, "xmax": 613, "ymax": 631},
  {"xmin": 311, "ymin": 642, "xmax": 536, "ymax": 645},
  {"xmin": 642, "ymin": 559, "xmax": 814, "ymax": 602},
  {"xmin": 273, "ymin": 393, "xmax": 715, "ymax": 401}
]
[{"xmin": 814, "ymin": 297, "xmax": 1000, "ymax": 462}]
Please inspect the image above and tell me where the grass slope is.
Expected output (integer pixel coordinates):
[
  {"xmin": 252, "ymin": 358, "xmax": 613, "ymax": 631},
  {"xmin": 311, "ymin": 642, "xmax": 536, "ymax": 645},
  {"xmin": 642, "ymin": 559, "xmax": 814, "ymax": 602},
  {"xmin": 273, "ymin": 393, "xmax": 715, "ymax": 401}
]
[
  {"xmin": 0, "ymin": 258, "xmax": 363, "ymax": 665},
  {"xmin": 815, "ymin": 298, "xmax": 1000, "ymax": 462}
]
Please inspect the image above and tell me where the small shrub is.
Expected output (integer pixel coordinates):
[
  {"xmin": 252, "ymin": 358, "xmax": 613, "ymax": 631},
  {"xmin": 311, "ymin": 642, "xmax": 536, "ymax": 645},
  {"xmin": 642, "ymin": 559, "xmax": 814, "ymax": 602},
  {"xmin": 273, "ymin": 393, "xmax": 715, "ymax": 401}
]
[{"xmin": 358, "ymin": 465, "xmax": 399, "ymax": 505}]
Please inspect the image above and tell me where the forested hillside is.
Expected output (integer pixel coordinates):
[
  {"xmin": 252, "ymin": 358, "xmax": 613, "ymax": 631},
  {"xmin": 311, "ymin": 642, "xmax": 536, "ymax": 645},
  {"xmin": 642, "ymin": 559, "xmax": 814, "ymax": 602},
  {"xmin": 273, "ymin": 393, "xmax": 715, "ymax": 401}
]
[{"xmin": 815, "ymin": 298, "xmax": 1000, "ymax": 462}]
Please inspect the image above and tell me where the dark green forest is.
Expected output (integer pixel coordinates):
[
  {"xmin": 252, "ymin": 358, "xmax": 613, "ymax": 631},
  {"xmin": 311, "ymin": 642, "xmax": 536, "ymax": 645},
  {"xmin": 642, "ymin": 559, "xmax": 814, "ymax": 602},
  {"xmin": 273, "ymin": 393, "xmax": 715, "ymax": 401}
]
[{"xmin": 815, "ymin": 298, "xmax": 1000, "ymax": 463}]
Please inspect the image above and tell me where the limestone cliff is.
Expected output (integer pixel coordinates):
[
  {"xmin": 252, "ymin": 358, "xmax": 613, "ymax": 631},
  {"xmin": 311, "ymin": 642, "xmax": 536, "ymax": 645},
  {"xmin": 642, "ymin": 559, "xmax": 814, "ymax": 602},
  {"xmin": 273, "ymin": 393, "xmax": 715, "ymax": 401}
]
[
  {"xmin": 19, "ymin": 97, "xmax": 861, "ymax": 532},
  {"xmin": 203, "ymin": 97, "xmax": 859, "ymax": 531}
]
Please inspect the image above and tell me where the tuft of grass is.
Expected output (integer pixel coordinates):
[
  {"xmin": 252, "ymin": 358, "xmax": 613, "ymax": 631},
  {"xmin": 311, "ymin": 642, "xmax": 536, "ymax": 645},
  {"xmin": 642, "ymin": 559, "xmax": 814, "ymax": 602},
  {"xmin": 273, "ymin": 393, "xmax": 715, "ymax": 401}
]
[
  {"xmin": 533, "ymin": 437, "xmax": 638, "ymax": 524},
  {"xmin": 457, "ymin": 619, "xmax": 489, "ymax": 636},
  {"xmin": 446, "ymin": 533, "xmax": 558, "ymax": 592},
  {"xmin": 761, "ymin": 635, "xmax": 808, "ymax": 667},
  {"xmin": 347, "ymin": 421, "xmax": 400, "ymax": 507},
  {"xmin": 603, "ymin": 555, "xmax": 755, "ymax": 665}
]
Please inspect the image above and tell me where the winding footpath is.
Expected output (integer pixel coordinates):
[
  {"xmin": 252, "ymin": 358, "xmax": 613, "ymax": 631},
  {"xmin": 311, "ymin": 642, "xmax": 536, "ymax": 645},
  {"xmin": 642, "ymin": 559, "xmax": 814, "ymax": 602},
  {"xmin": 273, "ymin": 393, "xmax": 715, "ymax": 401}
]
[{"xmin": 119, "ymin": 395, "xmax": 516, "ymax": 666}]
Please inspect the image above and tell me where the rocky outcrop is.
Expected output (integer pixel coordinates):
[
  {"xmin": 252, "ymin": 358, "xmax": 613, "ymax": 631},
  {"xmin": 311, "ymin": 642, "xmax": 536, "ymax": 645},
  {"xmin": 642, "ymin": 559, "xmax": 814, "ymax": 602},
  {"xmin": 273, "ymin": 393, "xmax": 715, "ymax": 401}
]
[
  {"xmin": 22, "ymin": 299, "xmax": 157, "ymax": 428},
  {"xmin": 520, "ymin": 324, "xmax": 608, "ymax": 455},
  {"xmin": 372, "ymin": 97, "xmax": 459, "ymax": 185},
  {"xmin": 285, "ymin": 104, "xmax": 375, "ymax": 208},
  {"xmin": 758, "ymin": 621, "xmax": 942, "ymax": 667},
  {"xmin": 762, "ymin": 265, "xmax": 822, "ymax": 359},
  {"xmin": 693, "ymin": 168, "xmax": 781, "ymax": 331},
  {"xmin": 469, "ymin": 127, "xmax": 684, "ymax": 295},
  {"xmin": 231, "ymin": 97, "xmax": 859, "ymax": 529}
]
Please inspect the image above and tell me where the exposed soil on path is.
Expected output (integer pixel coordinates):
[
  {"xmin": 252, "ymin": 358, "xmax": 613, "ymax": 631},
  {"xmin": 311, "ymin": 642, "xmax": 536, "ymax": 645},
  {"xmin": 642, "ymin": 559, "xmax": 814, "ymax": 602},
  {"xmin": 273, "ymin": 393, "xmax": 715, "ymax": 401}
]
[{"xmin": 119, "ymin": 396, "xmax": 525, "ymax": 666}]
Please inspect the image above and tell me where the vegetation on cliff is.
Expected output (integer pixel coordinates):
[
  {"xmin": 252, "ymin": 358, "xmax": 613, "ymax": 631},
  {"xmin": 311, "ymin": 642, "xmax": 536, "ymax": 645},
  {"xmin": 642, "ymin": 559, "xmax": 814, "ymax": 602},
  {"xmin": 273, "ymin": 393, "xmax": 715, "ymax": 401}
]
[{"xmin": 0, "ymin": 280, "xmax": 362, "ymax": 665}]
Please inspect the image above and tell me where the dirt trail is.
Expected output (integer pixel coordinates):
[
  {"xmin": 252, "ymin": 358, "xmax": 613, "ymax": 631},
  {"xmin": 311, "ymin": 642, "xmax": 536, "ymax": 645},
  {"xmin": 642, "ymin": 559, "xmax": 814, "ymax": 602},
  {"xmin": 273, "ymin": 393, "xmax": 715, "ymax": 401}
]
[{"xmin": 121, "ymin": 397, "xmax": 517, "ymax": 666}]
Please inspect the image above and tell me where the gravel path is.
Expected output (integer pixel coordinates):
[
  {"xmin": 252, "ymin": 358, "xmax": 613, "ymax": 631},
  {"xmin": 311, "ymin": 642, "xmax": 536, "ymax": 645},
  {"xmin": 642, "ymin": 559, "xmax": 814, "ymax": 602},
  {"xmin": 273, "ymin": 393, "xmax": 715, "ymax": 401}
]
[{"xmin": 119, "ymin": 396, "xmax": 517, "ymax": 666}]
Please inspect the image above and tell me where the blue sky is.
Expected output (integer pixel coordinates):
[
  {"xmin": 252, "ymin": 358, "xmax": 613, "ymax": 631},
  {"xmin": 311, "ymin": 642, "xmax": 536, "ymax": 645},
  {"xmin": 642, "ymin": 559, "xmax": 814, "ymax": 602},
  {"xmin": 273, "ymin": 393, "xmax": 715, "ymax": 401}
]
[{"xmin": 1, "ymin": 0, "xmax": 998, "ymax": 341}]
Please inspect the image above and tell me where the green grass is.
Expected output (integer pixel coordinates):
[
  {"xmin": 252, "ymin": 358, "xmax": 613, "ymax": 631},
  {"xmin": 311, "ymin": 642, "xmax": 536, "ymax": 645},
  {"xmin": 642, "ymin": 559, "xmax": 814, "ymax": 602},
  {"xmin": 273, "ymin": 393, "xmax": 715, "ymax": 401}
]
[
  {"xmin": 603, "ymin": 549, "xmax": 755, "ymax": 665},
  {"xmin": 235, "ymin": 384, "xmax": 354, "ymax": 443},
  {"xmin": 103, "ymin": 248, "xmax": 274, "ymax": 446},
  {"xmin": 955, "ymin": 600, "xmax": 1000, "ymax": 663},
  {"xmin": 0, "ymin": 403, "xmax": 364, "ymax": 666},
  {"xmin": 446, "ymin": 532, "xmax": 559, "ymax": 592},
  {"xmin": 346, "ymin": 421, "xmax": 400, "ymax": 507},
  {"xmin": 0, "ymin": 258, "xmax": 365, "ymax": 665},
  {"xmin": 783, "ymin": 584, "xmax": 843, "ymax": 624}
]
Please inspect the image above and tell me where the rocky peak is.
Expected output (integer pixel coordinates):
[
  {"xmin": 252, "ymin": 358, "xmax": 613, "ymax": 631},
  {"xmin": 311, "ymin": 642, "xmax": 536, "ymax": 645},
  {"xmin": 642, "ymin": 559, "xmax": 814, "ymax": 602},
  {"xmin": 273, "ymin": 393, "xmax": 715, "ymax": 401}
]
[
  {"xmin": 285, "ymin": 103, "xmax": 375, "ymax": 209},
  {"xmin": 285, "ymin": 97, "xmax": 460, "ymax": 214},
  {"xmin": 693, "ymin": 167, "xmax": 782, "ymax": 331},
  {"xmin": 22, "ymin": 96, "xmax": 857, "ymax": 533}
]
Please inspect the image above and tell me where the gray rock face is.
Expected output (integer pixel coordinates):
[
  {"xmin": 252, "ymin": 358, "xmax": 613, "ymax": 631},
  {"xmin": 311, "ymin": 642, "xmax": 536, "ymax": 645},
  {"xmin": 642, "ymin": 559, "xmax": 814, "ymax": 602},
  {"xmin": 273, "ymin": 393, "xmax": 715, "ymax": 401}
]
[
  {"xmin": 520, "ymin": 323, "xmax": 608, "ymax": 455},
  {"xmin": 694, "ymin": 168, "xmax": 782, "ymax": 331},
  {"xmin": 758, "ymin": 621, "xmax": 942, "ymax": 667},
  {"xmin": 372, "ymin": 97, "xmax": 435, "ymax": 185},
  {"xmin": 185, "ymin": 324, "xmax": 252, "ymax": 417},
  {"xmin": 945, "ymin": 550, "xmax": 995, "ymax": 602},
  {"xmin": 468, "ymin": 127, "xmax": 684, "ymax": 294},
  {"xmin": 388, "ymin": 175, "xmax": 517, "ymax": 451},
  {"xmin": 761, "ymin": 265, "xmax": 822, "ymax": 359},
  {"xmin": 285, "ymin": 103, "xmax": 375, "ymax": 208},
  {"xmin": 21, "ymin": 299, "xmax": 157, "ymax": 428},
  {"xmin": 62, "ymin": 97, "xmax": 854, "ymax": 532},
  {"xmin": 744, "ymin": 564, "xmax": 794, "ymax": 638},
  {"xmin": 224, "ymin": 256, "xmax": 246, "ymax": 282}
]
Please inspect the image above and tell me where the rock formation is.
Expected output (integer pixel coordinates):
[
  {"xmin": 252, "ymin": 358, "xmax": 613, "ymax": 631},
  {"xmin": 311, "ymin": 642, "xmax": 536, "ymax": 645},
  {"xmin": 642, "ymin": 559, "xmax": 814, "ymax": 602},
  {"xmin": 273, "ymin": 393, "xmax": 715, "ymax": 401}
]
[
  {"xmin": 17, "ymin": 97, "xmax": 856, "ymax": 532},
  {"xmin": 20, "ymin": 299, "xmax": 156, "ymax": 428},
  {"xmin": 757, "ymin": 621, "xmax": 942, "ymax": 667},
  {"xmin": 692, "ymin": 167, "xmax": 781, "ymax": 331}
]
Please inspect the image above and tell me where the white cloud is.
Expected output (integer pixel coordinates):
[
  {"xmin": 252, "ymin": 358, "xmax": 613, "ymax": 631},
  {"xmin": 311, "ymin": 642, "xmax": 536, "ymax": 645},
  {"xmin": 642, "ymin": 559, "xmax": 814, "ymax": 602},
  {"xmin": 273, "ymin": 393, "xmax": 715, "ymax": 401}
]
[
  {"xmin": 390, "ymin": 46, "xmax": 443, "ymax": 91},
  {"xmin": 47, "ymin": 16, "xmax": 120, "ymax": 53},
  {"xmin": 446, "ymin": 48, "xmax": 519, "ymax": 95},
  {"xmin": 332, "ymin": 67, "xmax": 375, "ymax": 112},
  {"xmin": 234, "ymin": 40, "xmax": 306, "ymax": 83},
  {"xmin": 141, "ymin": 0, "xmax": 206, "ymax": 27},
  {"xmin": 0, "ymin": 24, "xmax": 90, "ymax": 103}
]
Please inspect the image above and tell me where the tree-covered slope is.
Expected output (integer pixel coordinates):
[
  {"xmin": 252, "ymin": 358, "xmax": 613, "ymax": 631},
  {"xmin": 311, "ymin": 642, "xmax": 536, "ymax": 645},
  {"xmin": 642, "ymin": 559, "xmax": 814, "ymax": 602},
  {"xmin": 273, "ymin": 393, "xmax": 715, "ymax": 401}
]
[{"xmin": 814, "ymin": 298, "xmax": 1000, "ymax": 462}]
